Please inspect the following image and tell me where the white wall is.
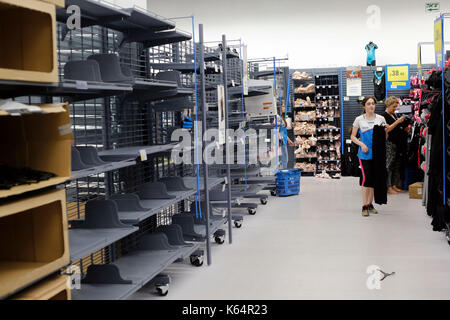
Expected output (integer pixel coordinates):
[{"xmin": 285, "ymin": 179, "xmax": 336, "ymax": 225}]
[{"xmin": 146, "ymin": 0, "xmax": 450, "ymax": 68}]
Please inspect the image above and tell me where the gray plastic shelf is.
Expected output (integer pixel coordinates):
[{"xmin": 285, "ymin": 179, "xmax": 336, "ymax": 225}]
[
  {"xmin": 0, "ymin": 80, "xmax": 133, "ymax": 101},
  {"xmin": 229, "ymin": 85, "xmax": 271, "ymax": 97},
  {"xmin": 252, "ymin": 69, "xmax": 282, "ymax": 78},
  {"xmin": 108, "ymin": 7, "xmax": 174, "ymax": 32},
  {"xmin": 71, "ymin": 283, "xmax": 139, "ymax": 300},
  {"xmin": 57, "ymin": 1, "xmax": 174, "ymax": 34},
  {"xmin": 132, "ymin": 79, "xmax": 177, "ymax": 90},
  {"xmin": 142, "ymin": 30, "xmax": 192, "ymax": 48},
  {"xmin": 69, "ymin": 227, "xmax": 138, "ymax": 262},
  {"xmin": 56, "ymin": 0, "xmax": 130, "ymax": 29},
  {"xmin": 186, "ymin": 50, "xmax": 240, "ymax": 62},
  {"xmin": 193, "ymin": 216, "xmax": 227, "ymax": 237},
  {"xmin": 150, "ymin": 62, "xmax": 218, "ymax": 74},
  {"xmin": 113, "ymin": 250, "xmax": 179, "ymax": 286},
  {"xmin": 116, "ymin": 189, "xmax": 197, "ymax": 225},
  {"xmin": 182, "ymin": 177, "xmax": 225, "ymax": 191},
  {"xmin": 98, "ymin": 143, "xmax": 178, "ymax": 161},
  {"xmin": 70, "ymin": 158, "xmax": 137, "ymax": 181},
  {"xmin": 152, "ymin": 96, "xmax": 193, "ymax": 112}
]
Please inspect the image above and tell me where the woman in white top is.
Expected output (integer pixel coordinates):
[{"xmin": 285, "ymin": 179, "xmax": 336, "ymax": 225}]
[{"xmin": 350, "ymin": 96, "xmax": 386, "ymax": 217}]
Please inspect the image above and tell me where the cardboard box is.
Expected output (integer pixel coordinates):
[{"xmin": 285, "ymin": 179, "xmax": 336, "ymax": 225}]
[
  {"xmin": 0, "ymin": 188, "xmax": 70, "ymax": 299},
  {"xmin": 0, "ymin": 103, "xmax": 72, "ymax": 199},
  {"xmin": 40, "ymin": 0, "xmax": 65, "ymax": 8},
  {"xmin": 0, "ymin": 0, "xmax": 58, "ymax": 83},
  {"xmin": 10, "ymin": 275, "xmax": 71, "ymax": 300},
  {"xmin": 409, "ymin": 182, "xmax": 424, "ymax": 199}
]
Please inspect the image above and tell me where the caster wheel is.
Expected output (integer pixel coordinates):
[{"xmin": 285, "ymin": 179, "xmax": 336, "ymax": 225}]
[
  {"xmin": 190, "ymin": 255, "xmax": 204, "ymax": 267},
  {"xmin": 156, "ymin": 285, "xmax": 169, "ymax": 296},
  {"xmin": 270, "ymin": 190, "xmax": 277, "ymax": 196},
  {"xmin": 215, "ymin": 236, "xmax": 225, "ymax": 244},
  {"xmin": 248, "ymin": 208, "xmax": 256, "ymax": 215},
  {"xmin": 260, "ymin": 198, "xmax": 268, "ymax": 205},
  {"xmin": 234, "ymin": 220, "xmax": 242, "ymax": 228}
]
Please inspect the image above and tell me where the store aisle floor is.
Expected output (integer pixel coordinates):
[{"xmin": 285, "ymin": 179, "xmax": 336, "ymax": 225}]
[{"xmin": 130, "ymin": 177, "xmax": 450, "ymax": 300}]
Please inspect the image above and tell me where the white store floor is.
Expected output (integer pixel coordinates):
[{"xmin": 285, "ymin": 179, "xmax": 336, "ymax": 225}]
[{"xmin": 130, "ymin": 177, "xmax": 450, "ymax": 300}]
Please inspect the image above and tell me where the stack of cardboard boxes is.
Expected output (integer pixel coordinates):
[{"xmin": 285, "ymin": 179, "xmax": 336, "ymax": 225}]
[{"xmin": 0, "ymin": 0, "xmax": 72, "ymax": 300}]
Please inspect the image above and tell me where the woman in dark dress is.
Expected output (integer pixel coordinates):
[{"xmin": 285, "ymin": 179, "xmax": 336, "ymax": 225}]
[{"xmin": 383, "ymin": 96, "xmax": 407, "ymax": 194}]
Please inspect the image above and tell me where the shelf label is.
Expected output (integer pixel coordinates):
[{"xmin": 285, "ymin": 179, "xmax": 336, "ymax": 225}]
[
  {"xmin": 139, "ymin": 149, "xmax": 147, "ymax": 162},
  {"xmin": 386, "ymin": 64, "xmax": 410, "ymax": 90},
  {"xmin": 434, "ymin": 16, "xmax": 444, "ymax": 66},
  {"xmin": 75, "ymin": 80, "xmax": 88, "ymax": 90},
  {"xmin": 344, "ymin": 96, "xmax": 350, "ymax": 101}
]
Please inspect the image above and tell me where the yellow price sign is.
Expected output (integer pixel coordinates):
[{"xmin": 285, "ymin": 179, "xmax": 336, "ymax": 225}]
[
  {"xmin": 417, "ymin": 45, "xmax": 421, "ymax": 69},
  {"xmin": 434, "ymin": 19, "xmax": 442, "ymax": 53},
  {"xmin": 387, "ymin": 65, "xmax": 409, "ymax": 82},
  {"xmin": 434, "ymin": 17, "xmax": 443, "ymax": 65}
]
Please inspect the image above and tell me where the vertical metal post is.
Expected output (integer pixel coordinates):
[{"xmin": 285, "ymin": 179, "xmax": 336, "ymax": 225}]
[
  {"xmin": 440, "ymin": 16, "xmax": 446, "ymax": 205},
  {"xmin": 339, "ymin": 68, "xmax": 345, "ymax": 155},
  {"xmin": 222, "ymin": 35, "xmax": 233, "ymax": 244},
  {"xmin": 239, "ymin": 40, "xmax": 247, "ymax": 191},
  {"xmin": 102, "ymin": 26, "xmax": 113, "ymax": 198},
  {"xmin": 199, "ymin": 24, "xmax": 212, "ymax": 265}
]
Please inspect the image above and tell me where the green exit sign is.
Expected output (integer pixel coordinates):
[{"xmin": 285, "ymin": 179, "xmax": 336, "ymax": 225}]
[{"xmin": 425, "ymin": 2, "xmax": 440, "ymax": 12}]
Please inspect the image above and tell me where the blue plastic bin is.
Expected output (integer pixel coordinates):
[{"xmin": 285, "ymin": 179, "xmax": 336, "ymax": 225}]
[{"xmin": 275, "ymin": 169, "xmax": 301, "ymax": 196}]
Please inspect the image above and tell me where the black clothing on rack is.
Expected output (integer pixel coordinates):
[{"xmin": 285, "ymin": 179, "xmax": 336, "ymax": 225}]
[
  {"xmin": 374, "ymin": 70, "xmax": 385, "ymax": 101},
  {"xmin": 372, "ymin": 125, "xmax": 387, "ymax": 205},
  {"xmin": 426, "ymin": 92, "xmax": 447, "ymax": 230},
  {"xmin": 382, "ymin": 112, "xmax": 401, "ymax": 146}
]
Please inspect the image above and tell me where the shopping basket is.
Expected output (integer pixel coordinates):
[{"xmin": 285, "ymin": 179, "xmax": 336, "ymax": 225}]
[{"xmin": 275, "ymin": 169, "xmax": 301, "ymax": 196}]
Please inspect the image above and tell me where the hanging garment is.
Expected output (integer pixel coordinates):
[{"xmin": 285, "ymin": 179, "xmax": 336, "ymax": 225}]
[
  {"xmin": 373, "ymin": 71, "xmax": 386, "ymax": 102},
  {"xmin": 372, "ymin": 125, "xmax": 387, "ymax": 205},
  {"xmin": 365, "ymin": 42, "xmax": 378, "ymax": 66},
  {"xmin": 426, "ymin": 92, "xmax": 445, "ymax": 230}
]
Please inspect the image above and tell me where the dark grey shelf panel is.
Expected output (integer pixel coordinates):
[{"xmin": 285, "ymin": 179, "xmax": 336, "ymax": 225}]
[
  {"xmin": 251, "ymin": 69, "xmax": 282, "ymax": 78},
  {"xmin": 114, "ymin": 250, "xmax": 180, "ymax": 286},
  {"xmin": 70, "ymin": 158, "xmax": 137, "ymax": 181},
  {"xmin": 132, "ymin": 79, "xmax": 177, "ymax": 91},
  {"xmin": 57, "ymin": 1, "xmax": 177, "ymax": 40},
  {"xmin": 142, "ymin": 30, "xmax": 192, "ymax": 48},
  {"xmin": 98, "ymin": 143, "xmax": 178, "ymax": 161},
  {"xmin": 56, "ymin": 0, "xmax": 131, "ymax": 30},
  {"xmin": 69, "ymin": 226, "xmax": 138, "ymax": 262},
  {"xmin": 71, "ymin": 244, "xmax": 189, "ymax": 300},
  {"xmin": 116, "ymin": 189, "xmax": 197, "ymax": 225},
  {"xmin": 186, "ymin": 50, "xmax": 239, "ymax": 62},
  {"xmin": 71, "ymin": 283, "xmax": 139, "ymax": 300},
  {"xmin": 109, "ymin": 7, "xmax": 175, "ymax": 32},
  {"xmin": 150, "ymin": 62, "xmax": 220, "ymax": 74},
  {"xmin": 182, "ymin": 177, "xmax": 225, "ymax": 191},
  {"xmin": 193, "ymin": 216, "xmax": 228, "ymax": 238},
  {"xmin": 0, "ymin": 80, "xmax": 133, "ymax": 101}
]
